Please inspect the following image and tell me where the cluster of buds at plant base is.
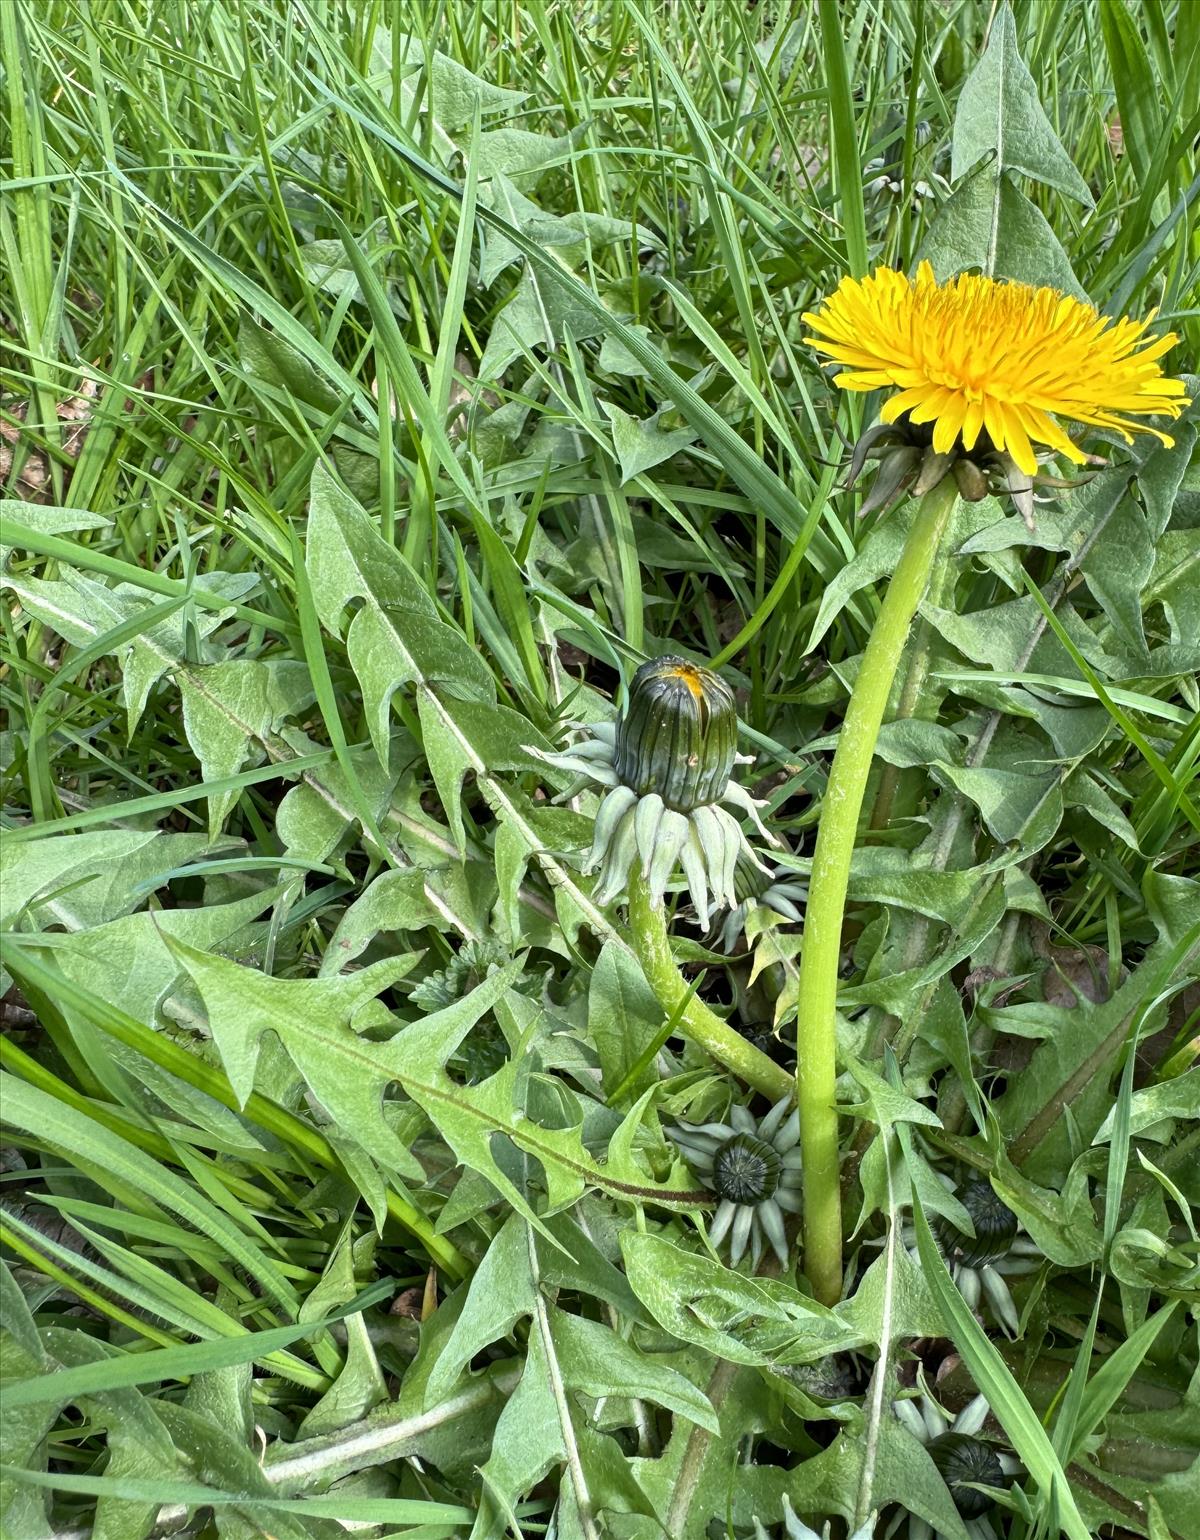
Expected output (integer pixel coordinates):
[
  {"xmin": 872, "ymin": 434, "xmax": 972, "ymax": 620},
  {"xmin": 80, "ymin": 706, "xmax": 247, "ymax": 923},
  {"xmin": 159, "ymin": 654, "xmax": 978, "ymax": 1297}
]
[{"xmin": 532, "ymin": 657, "xmax": 777, "ymax": 925}]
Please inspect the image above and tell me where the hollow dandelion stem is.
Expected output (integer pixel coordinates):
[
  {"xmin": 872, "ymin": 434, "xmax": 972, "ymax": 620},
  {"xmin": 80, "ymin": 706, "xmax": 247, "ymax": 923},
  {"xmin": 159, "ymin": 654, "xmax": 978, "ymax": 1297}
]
[{"xmin": 794, "ymin": 475, "xmax": 959, "ymax": 1304}]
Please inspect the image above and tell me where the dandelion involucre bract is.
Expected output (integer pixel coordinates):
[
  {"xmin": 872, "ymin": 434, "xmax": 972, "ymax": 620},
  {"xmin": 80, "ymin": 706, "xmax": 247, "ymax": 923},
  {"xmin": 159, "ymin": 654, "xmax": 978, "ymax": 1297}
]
[{"xmin": 803, "ymin": 261, "xmax": 1190, "ymax": 475}]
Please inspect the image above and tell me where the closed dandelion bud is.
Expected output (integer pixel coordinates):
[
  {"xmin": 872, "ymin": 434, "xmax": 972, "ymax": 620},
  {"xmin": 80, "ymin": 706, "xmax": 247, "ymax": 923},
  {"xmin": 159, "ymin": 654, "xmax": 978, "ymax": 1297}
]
[
  {"xmin": 891, "ymin": 1390, "xmax": 1018, "ymax": 1530},
  {"xmin": 614, "ymin": 657, "xmax": 737, "ymax": 813},
  {"xmin": 928, "ymin": 1432, "xmax": 1005, "ymax": 1518},
  {"xmin": 901, "ymin": 1174, "xmax": 1041, "ymax": 1337},
  {"xmin": 952, "ymin": 455, "xmax": 990, "ymax": 501},
  {"xmin": 936, "ymin": 1180, "xmax": 1019, "ymax": 1266},
  {"xmin": 528, "ymin": 657, "xmax": 775, "ymax": 921},
  {"xmin": 712, "ymin": 1131, "xmax": 782, "ymax": 1203},
  {"xmin": 668, "ymin": 1098, "xmax": 802, "ymax": 1268}
]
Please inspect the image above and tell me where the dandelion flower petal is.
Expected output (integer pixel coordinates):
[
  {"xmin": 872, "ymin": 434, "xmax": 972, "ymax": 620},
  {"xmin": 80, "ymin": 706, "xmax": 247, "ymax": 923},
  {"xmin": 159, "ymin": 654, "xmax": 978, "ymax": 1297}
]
[{"xmin": 805, "ymin": 266, "xmax": 1189, "ymax": 468}]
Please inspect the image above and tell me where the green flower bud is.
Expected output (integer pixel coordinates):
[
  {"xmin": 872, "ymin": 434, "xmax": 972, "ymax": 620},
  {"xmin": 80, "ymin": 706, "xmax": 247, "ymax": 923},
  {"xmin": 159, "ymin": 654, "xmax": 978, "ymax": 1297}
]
[
  {"xmin": 928, "ymin": 1432, "xmax": 1004, "ymax": 1518},
  {"xmin": 528, "ymin": 658, "xmax": 774, "ymax": 923},
  {"xmin": 668, "ymin": 1098, "xmax": 801, "ymax": 1267},
  {"xmin": 952, "ymin": 455, "xmax": 991, "ymax": 501},
  {"xmin": 936, "ymin": 1180, "xmax": 1019, "ymax": 1267},
  {"xmin": 712, "ymin": 1131, "xmax": 782, "ymax": 1203},
  {"xmin": 614, "ymin": 657, "xmax": 737, "ymax": 813}
]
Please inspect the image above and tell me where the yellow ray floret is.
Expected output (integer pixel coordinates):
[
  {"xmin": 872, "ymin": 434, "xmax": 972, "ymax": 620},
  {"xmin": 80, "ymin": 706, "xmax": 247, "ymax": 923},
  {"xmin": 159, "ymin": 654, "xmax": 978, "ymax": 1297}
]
[{"xmin": 803, "ymin": 262, "xmax": 1190, "ymax": 476}]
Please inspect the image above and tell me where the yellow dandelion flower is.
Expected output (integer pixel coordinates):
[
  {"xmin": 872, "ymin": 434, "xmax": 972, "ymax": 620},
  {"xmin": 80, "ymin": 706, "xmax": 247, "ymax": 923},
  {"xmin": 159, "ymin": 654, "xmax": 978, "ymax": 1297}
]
[{"xmin": 803, "ymin": 261, "xmax": 1190, "ymax": 477}]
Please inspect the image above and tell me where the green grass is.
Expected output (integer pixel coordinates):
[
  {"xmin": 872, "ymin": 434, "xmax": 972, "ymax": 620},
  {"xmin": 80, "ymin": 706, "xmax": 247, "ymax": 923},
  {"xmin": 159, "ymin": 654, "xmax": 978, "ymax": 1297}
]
[{"xmin": 1, "ymin": 2, "xmax": 1198, "ymax": 1538}]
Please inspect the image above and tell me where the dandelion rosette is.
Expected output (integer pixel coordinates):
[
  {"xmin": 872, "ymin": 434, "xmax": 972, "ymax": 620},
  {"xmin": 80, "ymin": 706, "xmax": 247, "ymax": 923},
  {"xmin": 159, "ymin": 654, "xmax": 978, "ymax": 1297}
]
[
  {"xmin": 668, "ymin": 1098, "xmax": 802, "ymax": 1267},
  {"xmin": 532, "ymin": 657, "xmax": 777, "ymax": 924},
  {"xmin": 804, "ymin": 261, "xmax": 1190, "ymax": 525}
]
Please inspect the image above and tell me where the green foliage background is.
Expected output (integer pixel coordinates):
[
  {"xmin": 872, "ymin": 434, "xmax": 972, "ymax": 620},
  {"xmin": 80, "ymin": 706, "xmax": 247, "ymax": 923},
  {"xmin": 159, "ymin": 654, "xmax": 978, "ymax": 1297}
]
[{"xmin": 1, "ymin": 2, "xmax": 1197, "ymax": 1538}]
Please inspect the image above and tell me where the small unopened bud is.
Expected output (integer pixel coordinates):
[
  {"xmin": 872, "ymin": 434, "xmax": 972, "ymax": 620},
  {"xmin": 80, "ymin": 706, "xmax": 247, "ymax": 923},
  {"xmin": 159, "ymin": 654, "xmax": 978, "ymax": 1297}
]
[
  {"xmin": 952, "ymin": 457, "xmax": 990, "ymax": 501},
  {"xmin": 928, "ymin": 1433, "xmax": 1005, "ymax": 1519},
  {"xmin": 935, "ymin": 1180, "xmax": 1019, "ymax": 1266},
  {"xmin": 532, "ymin": 658, "xmax": 773, "ymax": 924},
  {"xmin": 913, "ymin": 446, "xmax": 957, "ymax": 496}
]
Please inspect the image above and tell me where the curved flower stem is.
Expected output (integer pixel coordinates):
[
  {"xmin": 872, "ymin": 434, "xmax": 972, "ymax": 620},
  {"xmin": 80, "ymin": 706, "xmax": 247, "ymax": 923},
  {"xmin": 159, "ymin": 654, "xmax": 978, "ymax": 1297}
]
[
  {"xmin": 625, "ymin": 869, "xmax": 793, "ymax": 1102},
  {"xmin": 795, "ymin": 476, "xmax": 959, "ymax": 1305}
]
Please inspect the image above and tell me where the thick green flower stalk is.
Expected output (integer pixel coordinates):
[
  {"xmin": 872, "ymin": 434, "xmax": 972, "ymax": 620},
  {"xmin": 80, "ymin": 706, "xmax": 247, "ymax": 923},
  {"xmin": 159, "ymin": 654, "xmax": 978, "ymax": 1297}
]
[{"xmin": 795, "ymin": 265, "xmax": 1188, "ymax": 1305}]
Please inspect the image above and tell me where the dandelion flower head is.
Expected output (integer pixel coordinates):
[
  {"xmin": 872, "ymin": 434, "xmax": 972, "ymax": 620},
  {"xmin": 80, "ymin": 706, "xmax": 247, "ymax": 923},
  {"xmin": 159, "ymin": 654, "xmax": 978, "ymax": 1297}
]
[{"xmin": 804, "ymin": 261, "xmax": 1189, "ymax": 476}]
